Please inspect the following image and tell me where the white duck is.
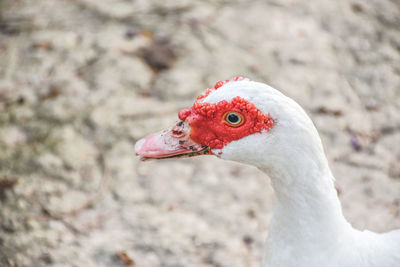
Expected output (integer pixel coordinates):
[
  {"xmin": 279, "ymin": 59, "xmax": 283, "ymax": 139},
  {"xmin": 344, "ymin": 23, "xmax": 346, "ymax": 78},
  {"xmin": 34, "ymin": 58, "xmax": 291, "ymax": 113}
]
[{"xmin": 135, "ymin": 77, "xmax": 400, "ymax": 267}]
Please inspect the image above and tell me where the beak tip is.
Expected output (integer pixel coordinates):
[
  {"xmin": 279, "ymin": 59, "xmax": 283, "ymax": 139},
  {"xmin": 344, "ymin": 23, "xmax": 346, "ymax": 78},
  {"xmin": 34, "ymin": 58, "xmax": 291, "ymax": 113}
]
[{"xmin": 134, "ymin": 138, "xmax": 146, "ymax": 156}]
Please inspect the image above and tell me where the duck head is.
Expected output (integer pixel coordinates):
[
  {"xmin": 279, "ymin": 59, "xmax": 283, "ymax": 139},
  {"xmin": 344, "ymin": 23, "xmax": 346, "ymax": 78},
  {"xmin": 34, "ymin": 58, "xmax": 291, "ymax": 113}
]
[{"xmin": 135, "ymin": 77, "xmax": 325, "ymax": 176}]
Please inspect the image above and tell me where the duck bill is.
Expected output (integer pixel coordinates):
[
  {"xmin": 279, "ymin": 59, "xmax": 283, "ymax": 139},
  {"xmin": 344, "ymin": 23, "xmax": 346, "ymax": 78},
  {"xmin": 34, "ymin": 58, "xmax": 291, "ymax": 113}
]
[{"xmin": 135, "ymin": 121, "xmax": 210, "ymax": 161}]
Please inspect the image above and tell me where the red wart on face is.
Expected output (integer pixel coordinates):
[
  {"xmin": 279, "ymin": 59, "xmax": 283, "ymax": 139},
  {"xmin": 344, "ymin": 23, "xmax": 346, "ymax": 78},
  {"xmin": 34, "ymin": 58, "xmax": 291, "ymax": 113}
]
[{"xmin": 178, "ymin": 96, "xmax": 274, "ymax": 149}]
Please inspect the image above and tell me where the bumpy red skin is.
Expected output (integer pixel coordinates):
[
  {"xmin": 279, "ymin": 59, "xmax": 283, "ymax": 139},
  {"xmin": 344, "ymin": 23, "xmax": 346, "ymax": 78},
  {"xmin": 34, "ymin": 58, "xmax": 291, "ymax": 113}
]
[{"xmin": 178, "ymin": 78, "xmax": 274, "ymax": 150}]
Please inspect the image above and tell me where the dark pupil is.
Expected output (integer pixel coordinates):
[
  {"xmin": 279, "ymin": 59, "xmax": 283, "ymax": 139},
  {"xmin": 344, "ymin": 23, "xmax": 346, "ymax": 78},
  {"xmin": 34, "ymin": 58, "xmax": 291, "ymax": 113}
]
[{"xmin": 227, "ymin": 113, "xmax": 239, "ymax": 123}]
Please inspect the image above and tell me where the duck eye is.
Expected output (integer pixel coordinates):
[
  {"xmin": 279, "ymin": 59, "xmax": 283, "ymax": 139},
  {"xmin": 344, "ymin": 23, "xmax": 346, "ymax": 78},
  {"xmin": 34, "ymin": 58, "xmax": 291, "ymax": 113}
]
[{"xmin": 223, "ymin": 112, "xmax": 244, "ymax": 127}]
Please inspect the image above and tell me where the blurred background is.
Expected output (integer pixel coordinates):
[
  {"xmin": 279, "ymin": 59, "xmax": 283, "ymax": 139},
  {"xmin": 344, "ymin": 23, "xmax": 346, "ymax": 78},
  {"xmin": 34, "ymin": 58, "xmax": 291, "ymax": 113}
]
[{"xmin": 1, "ymin": 0, "xmax": 400, "ymax": 266}]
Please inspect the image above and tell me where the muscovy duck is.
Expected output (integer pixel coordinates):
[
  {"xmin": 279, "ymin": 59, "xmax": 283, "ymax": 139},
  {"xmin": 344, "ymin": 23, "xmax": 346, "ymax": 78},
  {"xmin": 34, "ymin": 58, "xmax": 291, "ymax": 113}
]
[{"xmin": 135, "ymin": 77, "xmax": 400, "ymax": 267}]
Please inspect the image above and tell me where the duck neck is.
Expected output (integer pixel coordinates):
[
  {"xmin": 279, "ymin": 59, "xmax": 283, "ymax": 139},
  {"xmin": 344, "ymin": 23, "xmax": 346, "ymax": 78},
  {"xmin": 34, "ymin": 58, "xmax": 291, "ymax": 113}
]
[{"xmin": 260, "ymin": 150, "xmax": 352, "ymax": 251}]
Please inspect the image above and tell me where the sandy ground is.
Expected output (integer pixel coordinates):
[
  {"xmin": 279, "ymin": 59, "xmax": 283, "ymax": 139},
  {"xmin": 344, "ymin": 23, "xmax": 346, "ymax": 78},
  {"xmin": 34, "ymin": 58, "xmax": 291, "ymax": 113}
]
[{"xmin": 0, "ymin": 0, "xmax": 400, "ymax": 266}]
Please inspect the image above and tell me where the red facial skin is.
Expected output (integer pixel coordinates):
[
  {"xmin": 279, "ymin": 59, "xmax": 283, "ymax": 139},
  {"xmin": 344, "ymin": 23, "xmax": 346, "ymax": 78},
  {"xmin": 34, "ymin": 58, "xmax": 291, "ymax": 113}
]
[{"xmin": 178, "ymin": 78, "xmax": 274, "ymax": 150}]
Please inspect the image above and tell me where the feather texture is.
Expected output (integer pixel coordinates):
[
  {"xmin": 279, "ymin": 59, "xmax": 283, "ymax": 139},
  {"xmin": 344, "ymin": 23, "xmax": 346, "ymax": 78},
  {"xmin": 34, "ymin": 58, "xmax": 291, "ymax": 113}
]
[{"xmin": 202, "ymin": 80, "xmax": 400, "ymax": 267}]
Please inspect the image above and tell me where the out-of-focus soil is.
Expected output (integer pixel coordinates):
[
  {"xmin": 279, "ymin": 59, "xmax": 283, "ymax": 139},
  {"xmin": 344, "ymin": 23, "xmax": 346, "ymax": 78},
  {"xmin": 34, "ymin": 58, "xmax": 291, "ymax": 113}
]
[{"xmin": 0, "ymin": 0, "xmax": 400, "ymax": 266}]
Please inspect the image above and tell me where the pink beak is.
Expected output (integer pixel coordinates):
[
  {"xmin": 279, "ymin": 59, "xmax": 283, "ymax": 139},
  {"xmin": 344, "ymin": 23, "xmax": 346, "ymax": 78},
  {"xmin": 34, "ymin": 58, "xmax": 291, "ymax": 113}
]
[{"xmin": 135, "ymin": 121, "xmax": 210, "ymax": 161}]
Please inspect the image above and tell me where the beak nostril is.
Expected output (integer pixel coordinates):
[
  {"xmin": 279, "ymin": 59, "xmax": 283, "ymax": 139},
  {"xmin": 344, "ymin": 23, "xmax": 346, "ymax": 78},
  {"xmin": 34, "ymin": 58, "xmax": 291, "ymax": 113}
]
[{"xmin": 172, "ymin": 130, "xmax": 185, "ymax": 138}]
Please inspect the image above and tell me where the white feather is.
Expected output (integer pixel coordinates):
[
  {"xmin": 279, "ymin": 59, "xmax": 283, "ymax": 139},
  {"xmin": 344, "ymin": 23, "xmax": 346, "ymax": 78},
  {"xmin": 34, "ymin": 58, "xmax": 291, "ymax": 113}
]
[{"xmin": 203, "ymin": 80, "xmax": 400, "ymax": 267}]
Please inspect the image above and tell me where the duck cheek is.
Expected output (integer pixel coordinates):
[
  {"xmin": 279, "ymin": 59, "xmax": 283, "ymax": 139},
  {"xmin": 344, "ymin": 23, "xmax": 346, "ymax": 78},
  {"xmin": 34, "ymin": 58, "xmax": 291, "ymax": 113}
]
[
  {"xmin": 211, "ymin": 141, "xmax": 240, "ymax": 161},
  {"xmin": 214, "ymin": 135, "xmax": 261, "ymax": 165}
]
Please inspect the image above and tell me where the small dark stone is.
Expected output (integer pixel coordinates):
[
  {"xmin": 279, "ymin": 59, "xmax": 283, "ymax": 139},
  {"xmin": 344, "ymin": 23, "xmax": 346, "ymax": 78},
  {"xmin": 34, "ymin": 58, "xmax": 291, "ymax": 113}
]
[
  {"xmin": 350, "ymin": 135, "xmax": 362, "ymax": 151},
  {"xmin": 124, "ymin": 28, "xmax": 139, "ymax": 40},
  {"xmin": 40, "ymin": 253, "xmax": 53, "ymax": 264},
  {"xmin": 246, "ymin": 209, "xmax": 256, "ymax": 218},
  {"xmin": 351, "ymin": 2, "xmax": 364, "ymax": 13},
  {"xmin": 16, "ymin": 96, "xmax": 25, "ymax": 105},
  {"xmin": 243, "ymin": 235, "xmax": 254, "ymax": 246},
  {"xmin": 139, "ymin": 37, "xmax": 177, "ymax": 72}
]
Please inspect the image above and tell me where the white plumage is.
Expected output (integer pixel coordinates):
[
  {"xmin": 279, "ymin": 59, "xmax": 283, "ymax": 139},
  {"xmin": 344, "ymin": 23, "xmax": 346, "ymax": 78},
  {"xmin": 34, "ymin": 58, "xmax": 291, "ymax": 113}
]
[
  {"xmin": 136, "ymin": 79, "xmax": 400, "ymax": 267},
  {"xmin": 204, "ymin": 80, "xmax": 400, "ymax": 267}
]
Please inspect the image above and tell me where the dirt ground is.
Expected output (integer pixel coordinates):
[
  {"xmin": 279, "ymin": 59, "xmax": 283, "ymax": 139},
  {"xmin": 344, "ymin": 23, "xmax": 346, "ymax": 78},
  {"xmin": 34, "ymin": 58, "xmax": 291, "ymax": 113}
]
[{"xmin": 0, "ymin": 0, "xmax": 400, "ymax": 266}]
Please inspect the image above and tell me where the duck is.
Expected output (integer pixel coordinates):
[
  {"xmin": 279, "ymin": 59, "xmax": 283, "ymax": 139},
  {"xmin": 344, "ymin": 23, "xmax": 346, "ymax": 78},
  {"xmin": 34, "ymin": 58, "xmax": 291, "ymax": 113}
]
[{"xmin": 135, "ymin": 77, "xmax": 400, "ymax": 267}]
